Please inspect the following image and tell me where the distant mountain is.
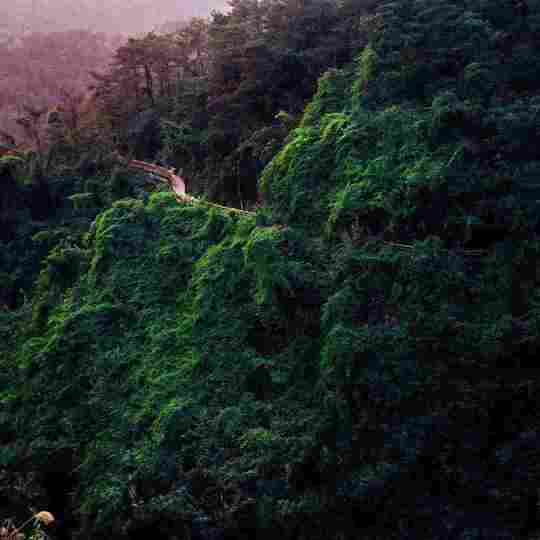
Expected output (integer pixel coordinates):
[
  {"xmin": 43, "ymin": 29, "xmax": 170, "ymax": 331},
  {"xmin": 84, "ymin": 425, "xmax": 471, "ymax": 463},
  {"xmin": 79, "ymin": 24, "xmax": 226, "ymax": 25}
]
[{"xmin": 1, "ymin": 0, "xmax": 228, "ymax": 36}]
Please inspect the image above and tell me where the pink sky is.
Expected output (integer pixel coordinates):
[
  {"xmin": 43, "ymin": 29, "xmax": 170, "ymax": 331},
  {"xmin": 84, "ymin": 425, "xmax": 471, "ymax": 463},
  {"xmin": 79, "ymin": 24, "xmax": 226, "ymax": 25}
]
[{"xmin": 1, "ymin": 1, "xmax": 229, "ymax": 35}]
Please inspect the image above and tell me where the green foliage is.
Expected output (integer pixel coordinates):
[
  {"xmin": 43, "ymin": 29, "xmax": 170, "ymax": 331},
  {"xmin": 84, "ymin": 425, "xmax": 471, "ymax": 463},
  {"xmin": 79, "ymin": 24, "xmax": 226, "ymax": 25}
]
[
  {"xmin": 351, "ymin": 43, "xmax": 379, "ymax": 105},
  {"xmin": 300, "ymin": 68, "xmax": 350, "ymax": 129},
  {"xmin": 238, "ymin": 428, "xmax": 283, "ymax": 456},
  {"xmin": 259, "ymin": 121, "xmax": 339, "ymax": 228},
  {"xmin": 264, "ymin": 96, "xmax": 456, "ymax": 238},
  {"xmin": 243, "ymin": 226, "xmax": 291, "ymax": 305}
]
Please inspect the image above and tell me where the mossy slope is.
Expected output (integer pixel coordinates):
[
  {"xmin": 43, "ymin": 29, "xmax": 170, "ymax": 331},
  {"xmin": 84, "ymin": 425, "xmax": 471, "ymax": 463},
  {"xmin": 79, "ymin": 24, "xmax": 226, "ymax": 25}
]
[{"xmin": 3, "ymin": 1, "xmax": 540, "ymax": 539}]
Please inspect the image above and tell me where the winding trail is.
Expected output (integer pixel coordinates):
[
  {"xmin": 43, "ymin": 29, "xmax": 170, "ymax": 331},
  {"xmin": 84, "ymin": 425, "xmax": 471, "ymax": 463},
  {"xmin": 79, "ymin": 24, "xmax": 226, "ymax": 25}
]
[
  {"xmin": 4, "ymin": 144, "xmax": 488, "ymax": 257},
  {"xmin": 123, "ymin": 160, "xmax": 484, "ymax": 254},
  {"xmin": 124, "ymin": 157, "xmax": 255, "ymax": 217},
  {"xmin": 109, "ymin": 158, "xmax": 489, "ymax": 258}
]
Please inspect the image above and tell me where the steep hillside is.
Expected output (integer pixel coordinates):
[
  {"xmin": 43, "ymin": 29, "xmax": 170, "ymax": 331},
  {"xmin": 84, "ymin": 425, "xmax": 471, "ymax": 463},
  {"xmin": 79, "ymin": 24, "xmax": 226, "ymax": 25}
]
[{"xmin": 3, "ymin": 1, "xmax": 540, "ymax": 539}]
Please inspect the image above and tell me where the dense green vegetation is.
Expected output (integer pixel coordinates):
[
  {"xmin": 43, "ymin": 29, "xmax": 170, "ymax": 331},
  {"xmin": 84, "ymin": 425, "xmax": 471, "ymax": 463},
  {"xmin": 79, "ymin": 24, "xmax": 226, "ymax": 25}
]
[{"xmin": 3, "ymin": 0, "xmax": 540, "ymax": 539}]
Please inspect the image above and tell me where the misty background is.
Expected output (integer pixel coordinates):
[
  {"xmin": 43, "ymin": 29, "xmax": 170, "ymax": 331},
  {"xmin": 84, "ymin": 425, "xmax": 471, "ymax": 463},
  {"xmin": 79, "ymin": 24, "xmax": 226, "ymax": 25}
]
[
  {"xmin": 0, "ymin": 0, "xmax": 231, "ymax": 140},
  {"xmin": 0, "ymin": 0, "xmax": 229, "ymax": 36}
]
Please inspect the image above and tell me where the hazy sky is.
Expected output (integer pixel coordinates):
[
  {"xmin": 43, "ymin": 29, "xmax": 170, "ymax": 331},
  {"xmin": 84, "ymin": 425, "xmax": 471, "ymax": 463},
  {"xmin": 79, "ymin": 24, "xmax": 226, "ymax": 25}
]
[{"xmin": 1, "ymin": 0, "xmax": 229, "ymax": 35}]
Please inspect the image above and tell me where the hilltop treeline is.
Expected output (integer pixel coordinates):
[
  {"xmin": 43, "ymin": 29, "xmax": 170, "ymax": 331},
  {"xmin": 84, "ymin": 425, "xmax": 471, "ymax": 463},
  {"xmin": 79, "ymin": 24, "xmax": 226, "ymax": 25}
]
[{"xmin": 91, "ymin": 0, "xmax": 376, "ymax": 205}]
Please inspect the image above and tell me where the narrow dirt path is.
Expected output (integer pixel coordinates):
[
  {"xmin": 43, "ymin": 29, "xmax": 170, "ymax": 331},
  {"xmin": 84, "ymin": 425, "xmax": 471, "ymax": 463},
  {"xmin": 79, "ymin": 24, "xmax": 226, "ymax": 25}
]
[
  {"xmin": 4, "ymin": 145, "xmax": 489, "ymax": 257},
  {"xmin": 125, "ymin": 158, "xmax": 255, "ymax": 216},
  {"xmin": 127, "ymin": 158, "xmax": 487, "ymax": 255},
  {"xmin": 126, "ymin": 159, "xmax": 188, "ymax": 196}
]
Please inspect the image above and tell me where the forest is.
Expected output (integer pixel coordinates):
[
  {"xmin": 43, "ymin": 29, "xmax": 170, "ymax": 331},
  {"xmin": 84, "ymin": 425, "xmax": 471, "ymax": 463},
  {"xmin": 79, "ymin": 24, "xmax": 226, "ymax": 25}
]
[{"xmin": 2, "ymin": 0, "xmax": 540, "ymax": 539}]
